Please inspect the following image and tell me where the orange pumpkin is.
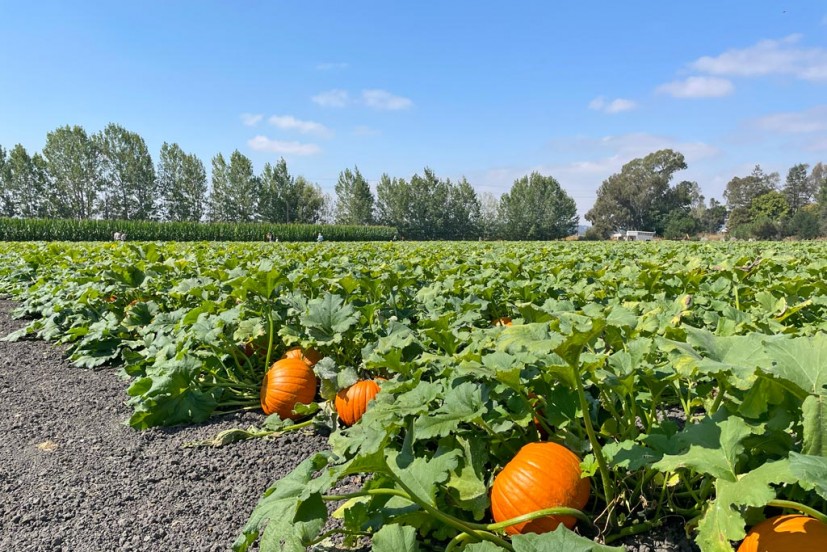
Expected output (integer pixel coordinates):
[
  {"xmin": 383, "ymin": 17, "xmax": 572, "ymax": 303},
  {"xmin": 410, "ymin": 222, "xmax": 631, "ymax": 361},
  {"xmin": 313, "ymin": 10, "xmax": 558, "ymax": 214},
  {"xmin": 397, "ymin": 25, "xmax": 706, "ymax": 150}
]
[
  {"xmin": 335, "ymin": 379, "xmax": 381, "ymax": 426},
  {"xmin": 493, "ymin": 317, "xmax": 512, "ymax": 327},
  {"xmin": 491, "ymin": 442, "xmax": 590, "ymax": 535},
  {"xmin": 283, "ymin": 347, "xmax": 322, "ymax": 367},
  {"xmin": 738, "ymin": 515, "xmax": 827, "ymax": 552},
  {"xmin": 260, "ymin": 358, "xmax": 317, "ymax": 420}
]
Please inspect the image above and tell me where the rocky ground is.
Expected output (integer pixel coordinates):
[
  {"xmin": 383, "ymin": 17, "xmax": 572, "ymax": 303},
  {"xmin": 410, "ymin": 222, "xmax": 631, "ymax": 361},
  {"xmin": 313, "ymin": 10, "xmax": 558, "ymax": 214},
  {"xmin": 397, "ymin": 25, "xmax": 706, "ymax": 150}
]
[{"xmin": 0, "ymin": 299, "xmax": 698, "ymax": 551}]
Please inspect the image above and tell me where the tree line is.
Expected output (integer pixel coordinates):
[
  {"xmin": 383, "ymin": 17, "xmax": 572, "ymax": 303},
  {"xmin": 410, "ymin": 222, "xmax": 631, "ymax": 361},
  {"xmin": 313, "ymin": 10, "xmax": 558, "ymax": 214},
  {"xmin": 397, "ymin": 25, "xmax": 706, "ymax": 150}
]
[
  {"xmin": 0, "ymin": 123, "xmax": 579, "ymax": 240},
  {"xmin": 2, "ymin": 123, "xmax": 826, "ymax": 241},
  {"xmin": 584, "ymin": 149, "xmax": 827, "ymax": 240}
]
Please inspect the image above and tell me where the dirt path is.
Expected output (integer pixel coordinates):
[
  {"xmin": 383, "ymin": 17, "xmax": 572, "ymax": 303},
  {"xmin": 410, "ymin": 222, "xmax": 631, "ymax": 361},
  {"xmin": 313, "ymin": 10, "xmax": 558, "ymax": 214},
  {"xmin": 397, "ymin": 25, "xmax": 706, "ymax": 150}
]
[{"xmin": 0, "ymin": 300, "xmax": 327, "ymax": 552}]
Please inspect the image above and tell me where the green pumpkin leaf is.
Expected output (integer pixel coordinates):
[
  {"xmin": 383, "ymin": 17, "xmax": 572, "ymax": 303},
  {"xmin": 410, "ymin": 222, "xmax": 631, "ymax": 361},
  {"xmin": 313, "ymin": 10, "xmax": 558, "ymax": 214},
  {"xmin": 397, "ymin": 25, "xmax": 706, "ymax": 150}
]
[{"xmin": 371, "ymin": 524, "xmax": 420, "ymax": 552}]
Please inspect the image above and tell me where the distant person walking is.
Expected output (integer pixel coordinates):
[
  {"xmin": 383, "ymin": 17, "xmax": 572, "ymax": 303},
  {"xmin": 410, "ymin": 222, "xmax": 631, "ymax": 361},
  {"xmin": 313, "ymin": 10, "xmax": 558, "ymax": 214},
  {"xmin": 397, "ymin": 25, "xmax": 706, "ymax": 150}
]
[{"xmin": 317, "ymin": 232, "xmax": 324, "ymax": 242}]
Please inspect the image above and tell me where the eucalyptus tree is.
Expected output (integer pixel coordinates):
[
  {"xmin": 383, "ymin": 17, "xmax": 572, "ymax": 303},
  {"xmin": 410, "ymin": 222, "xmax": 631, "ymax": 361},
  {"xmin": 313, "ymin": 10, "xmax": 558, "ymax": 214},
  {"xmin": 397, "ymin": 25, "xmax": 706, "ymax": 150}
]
[
  {"xmin": 586, "ymin": 149, "xmax": 688, "ymax": 237},
  {"xmin": 724, "ymin": 165, "xmax": 779, "ymax": 211},
  {"xmin": 782, "ymin": 163, "xmax": 813, "ymax": 213}
]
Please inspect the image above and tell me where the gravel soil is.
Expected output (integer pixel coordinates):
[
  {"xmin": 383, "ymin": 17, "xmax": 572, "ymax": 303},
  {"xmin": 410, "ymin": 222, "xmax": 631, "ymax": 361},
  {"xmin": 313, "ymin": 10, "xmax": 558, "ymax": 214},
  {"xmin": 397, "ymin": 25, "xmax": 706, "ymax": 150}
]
[
  {"xmin": 0, "ymin": 299, "xmax": 698, "ymax": 551},
  {"xmin": 0, "ymin": 300, "xmax": 327, "ymax": 552}
]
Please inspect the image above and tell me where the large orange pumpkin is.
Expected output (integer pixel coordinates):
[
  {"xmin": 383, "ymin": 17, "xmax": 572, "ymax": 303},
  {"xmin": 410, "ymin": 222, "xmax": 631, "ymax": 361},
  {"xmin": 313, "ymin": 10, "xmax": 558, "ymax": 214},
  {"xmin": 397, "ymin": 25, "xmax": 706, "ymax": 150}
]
[
  {"xmin": 260, "ymin": 358, "xmax": 317, "ymax": 419},
  {"xmin": 335, "ymin": 379, "xmax": 381, "ymax": 426},
  {"xmin": 282, "ymin": 347, "xmax": 322, "ymax": 367},
  {"xmin": 737, "ymin": 515, "xmax": 827, "ymax": 552},
  {"xmin": 491, "ymin": 442, "xmax": 590, "ymax": 535}
]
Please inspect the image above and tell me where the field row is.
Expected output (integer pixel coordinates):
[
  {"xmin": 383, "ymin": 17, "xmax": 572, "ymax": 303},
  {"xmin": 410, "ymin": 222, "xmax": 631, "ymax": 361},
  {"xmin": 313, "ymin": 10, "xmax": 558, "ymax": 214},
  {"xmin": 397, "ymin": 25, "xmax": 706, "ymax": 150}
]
[{"xmin": 0, "ymin": 240, "xmax": 826, "ymax": 551}]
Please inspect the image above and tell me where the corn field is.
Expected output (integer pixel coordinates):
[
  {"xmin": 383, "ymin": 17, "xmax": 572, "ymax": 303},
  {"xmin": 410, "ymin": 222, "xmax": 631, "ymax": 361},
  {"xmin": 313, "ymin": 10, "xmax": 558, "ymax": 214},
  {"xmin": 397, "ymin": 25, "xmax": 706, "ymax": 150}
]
[{"xmin": 0, "ymin": 218, "xmax": 397, "ymax": 242}]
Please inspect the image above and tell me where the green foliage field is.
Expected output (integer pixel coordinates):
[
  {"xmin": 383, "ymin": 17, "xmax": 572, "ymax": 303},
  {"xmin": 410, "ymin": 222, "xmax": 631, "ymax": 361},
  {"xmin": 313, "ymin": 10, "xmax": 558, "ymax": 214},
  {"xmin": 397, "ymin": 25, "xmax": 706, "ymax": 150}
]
[{"xmin": 1, "ymin": 240, "xmax": 826, "ymax": 551}]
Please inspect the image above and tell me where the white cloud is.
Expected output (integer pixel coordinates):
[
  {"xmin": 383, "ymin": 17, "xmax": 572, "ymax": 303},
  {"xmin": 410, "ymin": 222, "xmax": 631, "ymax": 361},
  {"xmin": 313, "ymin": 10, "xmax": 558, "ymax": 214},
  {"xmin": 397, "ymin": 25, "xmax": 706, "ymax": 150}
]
[
  {"xmin": 751, "ymin": 105, "xmax": 827, "ymax": 134},
  {"xmin": 316, "ymin": 62, "xmax": 349, "ymax": 71},
  {"xmin": 268, "ymin": 115, "xmax": 332, "ymax": 138},
  {"xmin": 361, "ymin": 89, "xmax": 413, "ymax": 110},
  {"xmin": 588, "ymin": 97, "xmax": 637, "ymax": 114},
  {"xmin": 312, "ymin": 89, "xmax": 350, "ymax": 108},
  {"xmin": 247, "ymin": 136, "xmax": 321, "ymax": 156},
  {"xmin": 690, "ymin": 34, "xmax": 827, "ymax": 81},
  {"xmin": 656, "ymin": 76, "xmax": 735, "ymax": 98},
  {"xmin": 240, "ymin": 113, "xmax": 263, "ymax": 126}
]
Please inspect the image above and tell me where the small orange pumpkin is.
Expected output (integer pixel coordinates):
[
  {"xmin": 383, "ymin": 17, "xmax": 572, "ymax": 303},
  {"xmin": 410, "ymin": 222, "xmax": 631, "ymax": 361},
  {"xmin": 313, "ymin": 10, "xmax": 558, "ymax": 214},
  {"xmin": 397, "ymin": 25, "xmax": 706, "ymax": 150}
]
[
  {"xmin": 493, "ymin": 317, "xmax": 512, "ymax": 327},
  {"xmin": 491, "ymin": 442, "xmax": 590, "ymax": 535},
  {"xmin": 283, "ymin": 347, "xmax": 322, "ymax": 367},
  {"xmin": 260, "ymin": 358, "xmax": 317, "ymax": 420},
  {"xmin": 335, "ymin": 379, "xmax": 382, "ymax": 426},
  {"xmin": 738, "ymin": 515, "xmax": 827, "ymax": 552}
]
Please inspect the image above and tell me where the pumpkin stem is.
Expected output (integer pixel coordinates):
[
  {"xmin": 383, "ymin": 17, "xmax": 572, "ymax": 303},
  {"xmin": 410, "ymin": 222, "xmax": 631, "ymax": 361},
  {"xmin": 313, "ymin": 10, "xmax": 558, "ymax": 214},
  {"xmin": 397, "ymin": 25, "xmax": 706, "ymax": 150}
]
[
  {"xmin": 767, "ymin": 500, "xmax": 827, "ymax": 525},
  {"xmin": 573, "ymin": 368, "xmax": 615, "ymax": 507},
  {"xmin": 478, "ymin": 506, "xmax": 593, "ymax": 532},
  {"xmin": 386, "ymin": 471, "xmax": 515, "ymax": 551}
]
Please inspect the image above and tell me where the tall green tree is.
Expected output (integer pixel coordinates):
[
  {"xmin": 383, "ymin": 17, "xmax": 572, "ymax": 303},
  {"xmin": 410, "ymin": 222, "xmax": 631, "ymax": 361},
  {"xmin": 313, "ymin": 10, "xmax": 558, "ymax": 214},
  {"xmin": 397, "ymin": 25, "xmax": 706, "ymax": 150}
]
[
  {"xmin": 782, "ymin": 163, "xmax": 813, "ymax": 213},
  {"xmin": 207, "ymin": 153, "xmax": 231, "ymax": 222},
  {"xmin": 697, "ymin": 198, "xmax": 728, "ymax": 234},
  {"xmin": 375, "ymin": 173, "xmax": 410, "ymax": 233},
  {"xmin": 445, "ymin": 177, "xmax": 481, "ymax": 239},
  {"xmin": 96, "ymin": 123, "xmax": 157, "ymax": 220},
  {"xmin": 499, "ymin": 172, "xmax": 577, "ymax": 240},
  {"xmin": 478, "ymin": 191, "xmax": 502, "ymax": 239},
  {"xmin": 334, "ymin": 166, "xmax": 374, "ymax": 225},
  {"xmin": 585, "ymin": 149, "xmax": 688, "ymax": 236},
  {"xmin": 405, "ymin": 168, "xmax": 451, "ymax": 239},
  {"xmin": 42, "ymin": 125, "xmax": 102, "ymax": 219},
  {"xmin": 224, "ymin": 151, "xmax": 259, "ymax": 222},
  {"xmin": 724, "ymin": 165, "xmax": 779, "ymax": 211},
  {"xmin": 157, "ymin": 142, "xmax": 207, "ymax": 222},
  {"xmin": 292, "ymin": 176, "xmax": 326, "ymax": 224},
  {"xmin": 258, "ymin": 158, "xmax": 291, "ymax": 223},
  {"xmin": 0, "ymin": 145, "xmax": 11, "ymax": 217},
  {"xmin": 258, "ymin": 158, "xmax": 324, "ymax": 224},
  {"xmin": 750, "ymin": 191, "xmax": 790, "ymax": 221},
  {"xmin": 6, "ymin": 145, "xmax": 50, "ymax": 218}
]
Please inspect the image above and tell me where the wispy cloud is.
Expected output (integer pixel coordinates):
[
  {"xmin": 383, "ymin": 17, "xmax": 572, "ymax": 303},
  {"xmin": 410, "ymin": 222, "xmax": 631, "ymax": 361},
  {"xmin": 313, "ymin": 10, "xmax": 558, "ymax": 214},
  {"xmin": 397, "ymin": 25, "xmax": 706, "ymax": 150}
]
[
  {"xmin": 268, "ymin": 115, "xmax": 333, "ymax": 138},
  {"xmin": 361, "ymin": 89, "xmax": 413, "ymax": 110},
  {"xmin": 240, "ymin": 113, "xmax": 263, "ymax": 126},
  {"xmin": 690, "ymin": 34, "xmax": 827, "ymax": 81},
  {"xmin": 352, "ymin": 125, "xmax": 381, "ymax": 137},
  {"xmin": 588, "ymin": 96, "xmax": 637, "ymax": 114},
  {"xmin": 656, "ymin": 76, "xmax": 735, "ymax": 98},
  {"xmin": 316, "ymin": 62, "xmax": 349, "ymax": 71},
  {"xmin": 248, "ymin": 136, "xmax": 321, "ymax": 156},
  {"xmin": 750, "ymin": 105, "xmax": 827, "ymax": 134},
  {"xmin": 312, "ymin": 89, "xmax": 350, "ymax": 108},
  {"xmin": 469, "ymin": 132, "xmax": 721, "ymax": 219}
]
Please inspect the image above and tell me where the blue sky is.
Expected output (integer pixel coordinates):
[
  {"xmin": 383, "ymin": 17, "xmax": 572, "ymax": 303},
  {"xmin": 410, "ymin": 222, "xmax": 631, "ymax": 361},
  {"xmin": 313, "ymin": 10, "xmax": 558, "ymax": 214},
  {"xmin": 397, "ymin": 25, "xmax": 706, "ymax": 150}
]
[{"xmin": 1, "ymin": 1, "xmax": 826, "ymax": 220}]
